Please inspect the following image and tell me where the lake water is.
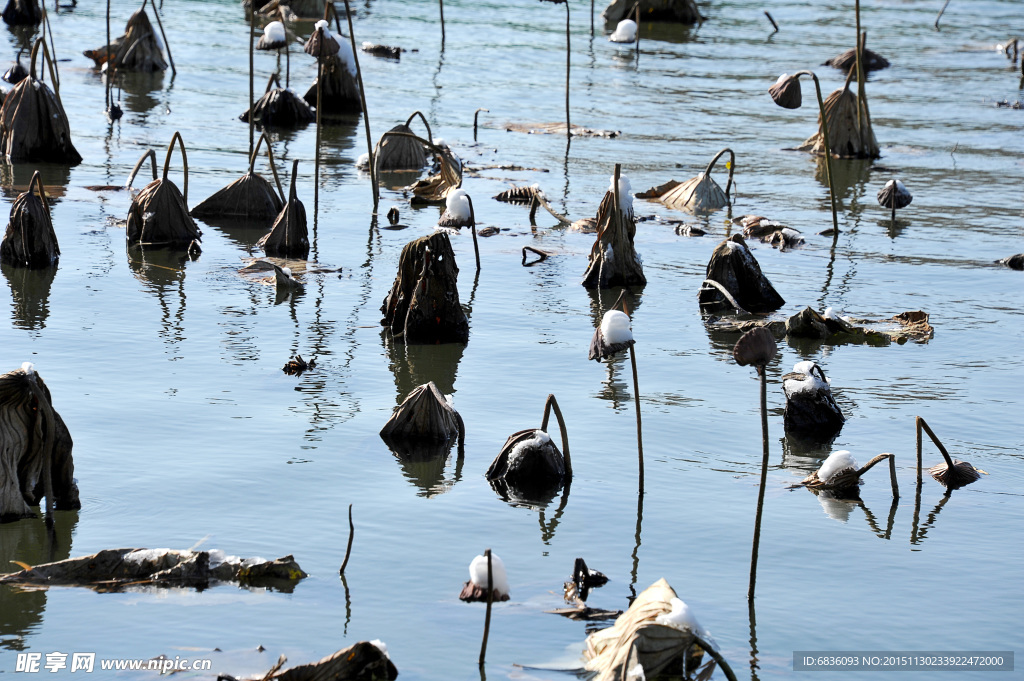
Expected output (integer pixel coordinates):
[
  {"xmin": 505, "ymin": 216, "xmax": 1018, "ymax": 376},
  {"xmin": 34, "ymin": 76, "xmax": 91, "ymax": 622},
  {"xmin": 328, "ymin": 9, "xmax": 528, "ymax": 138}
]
[{"xmin": 1, "ymin": 0, "xmax": 1022, "ymax": 679}]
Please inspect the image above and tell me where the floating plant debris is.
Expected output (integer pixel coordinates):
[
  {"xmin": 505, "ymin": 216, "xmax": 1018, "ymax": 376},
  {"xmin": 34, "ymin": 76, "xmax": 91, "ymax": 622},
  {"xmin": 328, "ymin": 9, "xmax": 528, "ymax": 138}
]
[
  {"xmin": 282, "ymin": 355, "xmax": 315, "ymax": 376},
  {"xmin": 794, "ymin": 450, "xmax": 893, "ymax": 492}
]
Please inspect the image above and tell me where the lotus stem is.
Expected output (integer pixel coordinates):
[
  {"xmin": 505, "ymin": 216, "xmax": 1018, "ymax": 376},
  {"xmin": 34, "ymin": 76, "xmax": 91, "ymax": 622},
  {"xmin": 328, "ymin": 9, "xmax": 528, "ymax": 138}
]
[
  {"xmin": 794, "ymin": 70, "xmax": 838, "ymax": 235},
  {"xmin": 747, "ymin": 364, "xmax": 770, "ymax": 603},
  {"xmin": 467, "ymin": 195, "xmax": 481, "ymax": 273},
  {"xmin": 29, "ymin": 171, "xmax": 50, "ymax": 219},
  {"xmin": 41, "ymin": 4, "xmax": 59, "ymax": 89},
  {"xmin": 856, "ymin": 453, "xmax": 892, "ymax": 478},
  {"xmin": 248, "ymin": 17, "xmax": 254, "ymax": 158},
  {"xmin": 439, "ymin": 0, "xmax": 445, "ymax": 44},
  {"xmin": 126, "ymin": 149, "xmax": 158, "ymax": 188},
  {"xmin": 473, "ymin": 108, "xmax": 489, "ymax": 141},
  {"xmin": 30, "ymin": 39, "xmax": 63, "ymax": 107},
  {"xmin": 855, "ymin": 0, "xmax": 863, "ymax": 132},
  {"xmin": 634, "ymin": 2, "xmax": 640, "ymax": 59},
  {"xmin": 339, "ymin": 503, "xmax": 354, "ymax": 574},
  {"xmin": 629, "ymin": 345, "xmax": 644, "ymax": 490},
  {"xmin": 917, "ymin": 416, "xmax": 955, "ymax": 469},
  {"xmin": 406, "ymin": 110, "xmax": 435, "ymax": 145},
  {"xmin": 342, "ymin": 0, "xmax": 378, "ymax": 210},
  {"xmin": 521, "ymin": 246, "xmax": 549, "ymax": 265},
  {"xmin": 687, "ymin": 636, "xmax": 740, "ymax": 681},
  {"xmin": 151, "ymin": 0, "xmax": 176, "ymax": 76},
  {"xmin": 163, "ymin": 131, "xmax": 188, "ymax": 204},
  {"xmin": 106, "ymin": 0, "xmax": 112, "ymax": 111},
  {"xmin": 565, "ymin": 2, "xmax": 571, "ymax": 137},
  {"xmin": 24, "ymin": 374, "xmax": 56, "ymax": 528},
  {"xmin": 590, "ymin": 0, "xmax": 594, "ymax": 36},
  {"xmin": 288, "ymin": 158, "xmax": 299, "ymax": 202},
  {"xmin": 704, "ymin": 148, "xmax": 735, "ymax": 204},
  {"xmin": 935, "ymin": 0, "xmax": 951, "ymax": 29},
  {"xmin": 478, "ymin": 548, "xmax": 493, "ymax": 667},
  {"xmin": 251, "ymin": 132, "xmax": 286, "ymax": 202},
  {"xmin": 540, "ymin": 393, "xmax": 571, "ymax": 480},
  {"xmin": 764, "ymin": 11, "xmax": 779, "ymax": 33},
  {"xmin": 888, "ymin": 453, "xmax": 900, "ymax": 500},
  {"xmin": 315, "ymin": 32, "xmax": 324, "ymax": 221}
]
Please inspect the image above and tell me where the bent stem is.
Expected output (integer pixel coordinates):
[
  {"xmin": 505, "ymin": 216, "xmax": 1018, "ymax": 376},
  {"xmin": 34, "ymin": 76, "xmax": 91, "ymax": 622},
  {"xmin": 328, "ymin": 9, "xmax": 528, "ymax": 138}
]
[
  {"xmin": 251, "ymin": 131, "xmax": 286, "ymax": 202},
  {"xmin": 126, "ymin": 149, "xmax": 158, "ymax": 188},
  {"xmin": 629, "ymin": 345, "xmax": 644, "ymax": 493},
  {"xmin": 540, "ymin": 393, "xmax": 571, "ymax": 480},
  {"xmin": 794, "ymin": 70, "xmax": 838, "ymax": 235},
  {"xmin": 747, "ymin": 365, "xmax": 770, "ymax": 603},
  {"xmin": 163, "ymin": 131, "xmax": 189, "ymax": 204},
  {"xmin": 339, "ymin": 503, "xmax": 354, "ymax": 574},
  {"xmin": 478, "ymin": 548, "xmax": 493, "ymax": 667},
  {"xmin": 686, "ymin": 636, "xmax": 740, "ymax": 681},
  {"xmin": 342, "ymin": 0, "xmax": 378, "ymax": 209},
  {"xmin": 473, "ymin": 107, "xmax": 489, "ymax": 141},
  {"xmin": 703, "ymin": 147, "xmax": 736, "ymax": 205}
]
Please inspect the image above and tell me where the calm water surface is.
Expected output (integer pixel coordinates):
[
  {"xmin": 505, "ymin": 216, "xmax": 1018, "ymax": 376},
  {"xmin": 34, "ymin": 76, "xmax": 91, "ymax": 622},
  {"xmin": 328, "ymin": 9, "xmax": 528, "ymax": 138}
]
[{"xmin": 1, "ymin": 0, "xmax": 1022, "ymax": 679}]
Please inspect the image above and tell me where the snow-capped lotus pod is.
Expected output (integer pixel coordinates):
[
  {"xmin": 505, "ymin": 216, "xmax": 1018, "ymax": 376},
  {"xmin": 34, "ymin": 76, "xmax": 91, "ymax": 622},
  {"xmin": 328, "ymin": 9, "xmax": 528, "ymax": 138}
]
[
  {"xmin": 582, "ymin": 169, "xmax": 646, "ymax": 289},
  {"xmin": 658, "ymin": 148, "xmax": 734, "ymax": 214},
  {"xmin": 374, "ymin": 111, "xmax": 434, "ymax": 171},
  {"xmin": 1, "ymin": 171, "xmax": 58, "ymax": 268},
  {"xmin": 257, "ymin": 21, "xmax": 288, "ymax": 51},
  {"xmin": 1, "ymin": 0, "xmax": 42, "ymax": 26},
  {"xmin": 380, "ymin": 382, "xmax": 464, "ymax": 447},
  {"xmin": 609, "ymin": 19, "xmax": 637, "ymax": 43},
  {"xmin": 273, "ymin": 264, "xmax": 303, "ymax": 291},
  {"xmin": 486, "ymin": 394, "xmax": 571, "ymax": 504},
  {"xmin": 438, "ymin": 188, "xmax": 473, "ymax": 228},
  {"xmin": 258, "ymin": 159, "xmax": 309, "ymax": 259},
  {"xmin": 781, "ymin": 361, "xmax": 844, "ymax": 439},
  {"xmin": 797, "ymin": 71, "xmax": 879, "ymax": 159},
  {"xmin": 0, "ymin": 40, "xmax": 82, "ymax": 164},
  {"xmin": 2, "ymin": 51, "xmax": 26, "ymax": 84},
  {"xmin": 589, "ymin": 309, "xmax": 635, "ymax": 360},
  {"xmin": 460, "ymin": 552, "xmax": 510, "ymax": 602},
  {"xmin": 304, "ymin": 20, "xmax": 340, "ymax": 57},
  {"xmin": 584, "ymin": 579, "xmax": 715, "ymax": 681},
  {"xmin": 876, "ymin": 179, "xmax": 912, "ymax": 211},
  {"xmin": 191, "ymin": 132, "xmax": 285, "ymax": 221},
  {"xmin": 732, "ymin": 327, "xmax": 777, "ymax": 368},
  {"xmin": 109, "ymin": 9, "xmax": 168, "ymax": 72},
  {"xmin": 241, "ymin": 74, "xmax": 316, "ymax": 129},
  {"xmin": 997, "ymin": 253, "xmax": 1024, "ymax": 270},
  {"xmin": 125, "ymin": 134, "xmax": 202, "ymax": 252},
  {"xmin": 302, "ymin": 54, "xmax": 361, "ymax": 115},
  {"xmin": 800, "ymin": 450, "xmax": 892, "ymax": 491},
  {"xmin": 769, "ymin": 72, "xmax": 802, "ymax": 109}
]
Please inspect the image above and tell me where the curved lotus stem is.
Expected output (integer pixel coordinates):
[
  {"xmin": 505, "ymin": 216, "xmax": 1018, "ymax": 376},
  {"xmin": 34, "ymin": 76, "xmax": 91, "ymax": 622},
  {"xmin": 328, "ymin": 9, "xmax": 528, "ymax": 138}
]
[
  {"xmin": 41, "ymin": 4, "xmax": 59, "ymax": 89},
  {"xmin": 703, "ymin": 148, "xmax": 736, "ymax": 205},
  {"xmin": 29, "ymin": 171, "xmax": 50, "ymax": 219},
  {"xmin": 372, "ymin": 130, "xmax": 460, "ymax": 191},
  {"xmin": 288, "ymin": 158, "xmax": 299, "ymax": 203},
  {"xmin": 126, "ymin": 149, "xmax": 159, "ymax": 188},
  {"xmin": 248, "ymin": 14, "xmax": 254, "ymax": 157},
  {"xmin": 149, "ymin": 0, "xmax": 176, "ymax": 76},
  {"xmin": 29, "ymin": 38, "xmax": 62, "ymax": 105},
  {"xmin": 793, "ymin": 70, "xmax": 838, "ymax": 234},
  {"xmin": 339, "ymin": 0, "xmax": 377, "ymax": 209},
  {"xmin": 685, "ymin": 636, "xmax": 740, "ymax": 681},
  {"xmin": 473, "ymin": 108, "xmax": 489, "ymax": 141},
  {"xmin": 540, "ymin": 393, "xmax": 571, "ymax": 480},
  {"xmin": 162, "ymin": 131, "xmax": 189, "ymax": 204},
  {"xmin": 250, "ymin": 131, "xmax": 286, "ymax": 202},
  {"xmin": 478, "ymin": 548, "xmax": 493, "ymax": 667},
  {"xmin": 855, "ymin": 452, "xmax": 892, "ymax": 478},
  {"xmin": 339, "ymin": 503, "xmax": 354, "ymax": 575},
  {"xmin": 404, "ymin": 110, "xmax": 435, "ymax": 146}
]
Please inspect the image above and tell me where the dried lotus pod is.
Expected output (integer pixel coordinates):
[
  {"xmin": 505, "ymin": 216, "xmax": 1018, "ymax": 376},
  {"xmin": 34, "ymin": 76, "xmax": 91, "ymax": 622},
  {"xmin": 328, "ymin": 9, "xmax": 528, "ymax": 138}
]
[
  {"xmin": 258, "ymin": 159, "xmax": 309, "ymax": 259},
  {"xmin": 655, "ymin": 148, "xmax": 734, "ymax": 214},
  {"xmin": 241, "ymin": 74, "xmax": 315, "ymax": 129},
  {"xmin": 1, "ymin": 171, "xmax": 58, "ymax": 268},
  {"xmin": 486, "ymin": 394, "xmax": 571, "ymax": 505},
  {"xmin": 1, "ymin": 0, "xmax": 42, "ymax": 26},
  {"xmin": 380, "ymin": 381, "xmax": 464, "ymax": 447},
  {"xmin": 303, "ymin": 21, "xmax": 340, "ymax": 57},
  {"xmin": 768, "ymin": 72, "xmax": 802, "ymax": 109},
  {"xmin": 797, "ymin": 70, "xmax": 879, "ymax": 159},
  {"xmin": 375, "ymin": 111, "xmax": 433, "ymax": 171},
  {"xmin": 2, "ymin": 50, "xmax": 27, "ymax": 84},
  {"xmin": 190, "ymin": 131, "xmax": 285, "ymax": 221},
  {"xmin": 877, "ymin": 179, "xmax": 912, "ymax": 225},
  {"xmin": 125, "ymin": 134, "xmax": 202, "ymax": 251},
  {"xmin": 732, "ymin": 327, "xmax": 777, "ymax": 368},
  {"xmin": 256, "ymin": 21, "xmax": 288, "ymax": 51}
]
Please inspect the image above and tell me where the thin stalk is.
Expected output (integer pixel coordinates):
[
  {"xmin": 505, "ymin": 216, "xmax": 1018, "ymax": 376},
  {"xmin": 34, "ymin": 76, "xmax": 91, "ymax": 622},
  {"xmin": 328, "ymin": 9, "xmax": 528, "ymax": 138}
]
[
  {"xmin": 888, "ymin": 454, "xmax": 900, "ymax": 500},
  {"xmin": 473, "ymin": 107, "xmax": 488, "ymax": 141},
  {"xmin": 249, "ymin": 18, "xmax": 254, "ymax": 158},
  {"xmin": 916, "ymin": 415, "xmax": 923, "ymax": 486},
  {"xmin": 629, "ymin": 345, "xmax": 644, "ymax": 493},
  {"xmin": 339, "ymin": 503, "xmax": 354, "ymax": 574},
  {"xmin": 42, "ymin": 4, "xmax": 59, "ymax": 89},
  {"xmin": 478, "ymin": 549, "xmax": 493, "ymax": 667},
  {"xmin": 590, "ymin": 0, "xmax": 594, "ymax": 36},
  {"xmin": 439, "ymin": 0, "xmax": 445, "ymax": 45},
  {"xmin": 106, "ymin": 0, "xmax": 112, "ymax": 111},
  {"xmin": 917, "ymin": 417, "xmax": 956, "ymax": 469},
  {"xmin": 151, "ymin": 0, "xmax": 176, "ymax": 76},
  {"xmin": 343, "ymin": 0, "xmax": 379, "ymax": 209},
  {"xmin": 564, "ymin": 2, "xmax": 571, "ymax": 137},
  {"xmin": 855, "ymin": 0, "xmax": 863, "ymax": 132},
  {"xmin": 747, "ymin": 365, "xmax": 770, "ymax": 603},
  {"xmin": 796, "ymin": 70, "xmax": 838, "ymax": 234},
  {"xmin": 634, "ymin": 2, "xmax": 640, "ymax": 59},
  {"xmin": 314, "ymin": 31, "xmax": 324, "ymax": 221},
  {"xmin": 935, "ymin": 0, "xmax": 951, "ymax": 29},
  {"xmin": 688, "ymin": 636, "xmax": 740, "ymax": 681},
  {"xmin": 467, "ymin": 195, "xmax": 480, "ymax": 273},
  {"xmin": 540, "ymin": 393, "xmax": 571, "ymax": 480}
]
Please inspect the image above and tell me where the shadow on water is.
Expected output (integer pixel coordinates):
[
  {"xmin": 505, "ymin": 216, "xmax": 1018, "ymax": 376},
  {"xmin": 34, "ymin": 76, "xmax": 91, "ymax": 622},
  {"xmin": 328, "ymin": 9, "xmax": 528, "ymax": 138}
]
[
  {"xmin": 814, "ymin": 155, "xmax": 872, "ymax": 206},
  {"xmin": 2, "ymin": 263, "xmax": 56, "ymax": 330},
  {"xmin": 118, "ymin": 70, "xmax": 167, "ymax": 115},
  {"xmin": 0, "ymin": 162, "xmax": 70, "ymax": 203},
  {"xmin": 0, "ymin": 511, "xmax": 78, "ymax": 652},
  {"xmin": 196, "ymin": 216, "xmax": 272, "ymax": 252}
]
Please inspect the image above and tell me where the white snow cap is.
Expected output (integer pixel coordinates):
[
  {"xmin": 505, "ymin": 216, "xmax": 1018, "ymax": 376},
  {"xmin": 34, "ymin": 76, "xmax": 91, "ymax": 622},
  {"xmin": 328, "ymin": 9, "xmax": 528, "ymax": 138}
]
[
  {"xmin": 823, "ymin": 307, "xmax": 839, "ymax": 321},
  {"xmin": 784, "ymin": 361, "xmax": 830, "ymax": 396},
  {"xmin": 20, "ymin": 362, "xmax": 35, "ymax": 376},
  {"xmin": 314, "ymin": 19, "xmax": 332, "ymax": 39},
  {"xmin": 655, "ymin": 598, "xmax": 703, "ymax": 634},
  {"xmin": 817, "ymin": 450, "xmax": 858, "ymax": 483},
  {"xmin": 609, "ymin": 174, "xmax": 633, "ymax": 212},
  {"xmin": 337, "ymin": 35, "xmax": 357, "ymax": 76},
  {"xmin": 601, "ymin": 310, "xmax": 633, "ymax": 345},
  {"xmin": 609, "ymin": 19, "xmax": 637, "ymax": 43},
  {"xmin": 369, "ymin": 640, "xmax": 390, "ymax": 659},
  {"xmin": 894, "ymin": 179, "xmax": 908, "ymax": 193},
  {"xmin": 792, "ymin": 360, "xmax": 817, "ymax": 376},
  {"xmin": 775, "ymin": 72, "xmax": 790, "ymax": 85},
  {"xmin": 468, "ymin": 553, "xmax": 509, "ymax": 597},
  {"xmin": 445, "ymin": 188, "xmax": 472, "ymax": 221},
  {"xmin": 356, "ymin": 152, "xmax": 369, "ymax": 168},
  {"xmin": 626, "ymin": 662, "xmax": 646, "ymax": 681},
  {"xmin": 263, "ymin": 21, "xmax": 286, "ymax": 45},
  {"xmin": 281, "ymin": 266, "xmax": 292, "ymax": 278},
  {"xmin": 508, "ymin": 430, "xmax": 551, "ymax": 467}
]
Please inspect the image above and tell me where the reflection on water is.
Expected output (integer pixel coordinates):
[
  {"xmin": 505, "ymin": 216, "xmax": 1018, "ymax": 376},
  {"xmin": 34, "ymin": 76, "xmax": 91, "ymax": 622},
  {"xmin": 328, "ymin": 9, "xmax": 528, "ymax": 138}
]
[
  {"xmin": 2, "ymin": 263, "xmax": 56, "ymax": 330},
  {"xmin": 386, "ymin": 438, "xmax": 463, "ymax": 499},
  {"xmin": 127, "ymin": 247, "xmax": 191, "ymax": 354},
  {"xmin": 198, "ymin": 216, "xmax": 273, "ymax": 252},
  {"xmin": 383, "ymin": 333, "xmax": 465, "ymax": 405},
  {"xmin": 0, "ymin": 512, "xmax": 78, "ymax": 652},
  {"xmin": 588, "ymin": 287, "xmax": 643, "ymax": 409},
  {"xmin": 118, "ymin": 70, "xmax": 167, "ymax": 115},
  {"xmin": 814, "ymin": 155, "xmax": 872, "ymax": 205},
  {"xmin": 0, "ymin": 161, "xmax": 70, "ymax": 203}
]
